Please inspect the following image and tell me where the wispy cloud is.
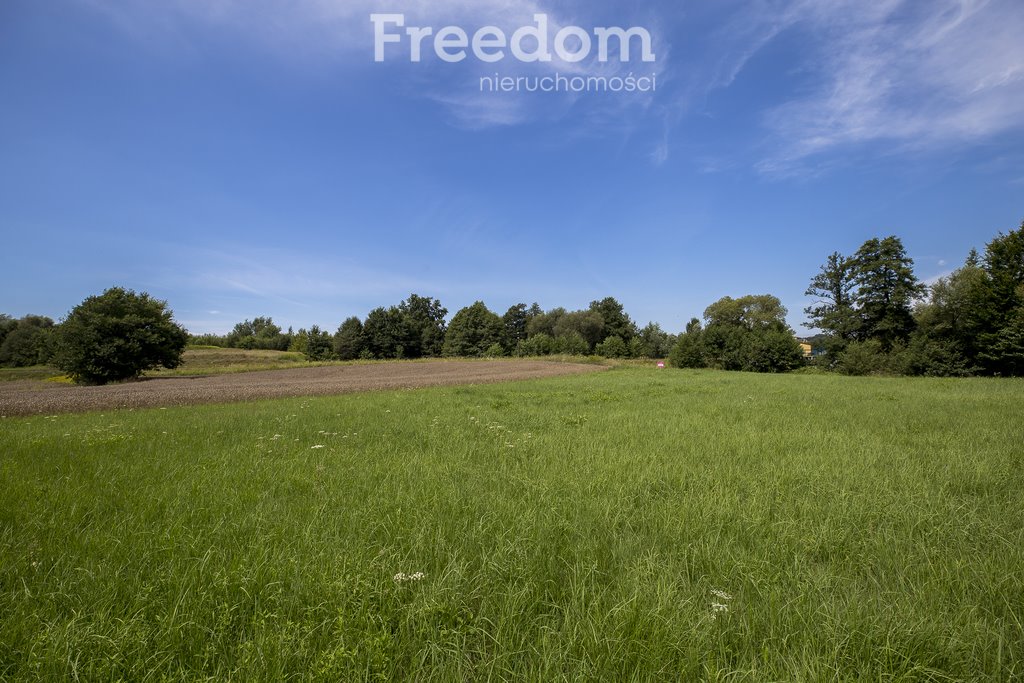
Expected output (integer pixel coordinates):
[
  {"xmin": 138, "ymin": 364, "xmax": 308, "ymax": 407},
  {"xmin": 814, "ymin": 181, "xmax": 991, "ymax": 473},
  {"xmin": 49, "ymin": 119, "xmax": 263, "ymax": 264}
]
[{"xmin": 753, "ymin": 0, "xmax": 1024, "ymax": 173}]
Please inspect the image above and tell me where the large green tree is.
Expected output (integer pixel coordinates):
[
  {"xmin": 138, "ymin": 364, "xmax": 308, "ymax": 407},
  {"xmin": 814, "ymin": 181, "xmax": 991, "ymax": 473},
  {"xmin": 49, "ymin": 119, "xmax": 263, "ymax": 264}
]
[
  {"xmin": 680, "ymin": 295, "xmax": 802, "ymax": 373},
  {"xmin": 852, "ymin": 236, "xmax": 925, "ymax": 349},
  {"xmin": 333, "ymin": 316, "xmax": 366, "ymax": 361},
  {"xmin": 443, "ymin": 302, "xmax": 504, "ymax": 357},
  {"xmin": 363, "ymin": 306, "xmax": 406, "ymax": 359},
  {"xmin": 804, "ymin": 251, "xmax": 858, "ymax": 353},
  {"xmin": 0, "ymin": 315, "xmax": 56, "ymax": 367},
  {"xmin": 501, "ymin": 303, "xmax": 530, "ymax": 353},
  {"xmin": 589, "ymin": 297, "xmax": 637, "ymax": 343},
  {"xmin": 54, "ymin": 287, "xmax": 188, "ymax": 384},
  {"xmin": 398, "ymin": 294, "xmax": 447, "ymax": 358}
]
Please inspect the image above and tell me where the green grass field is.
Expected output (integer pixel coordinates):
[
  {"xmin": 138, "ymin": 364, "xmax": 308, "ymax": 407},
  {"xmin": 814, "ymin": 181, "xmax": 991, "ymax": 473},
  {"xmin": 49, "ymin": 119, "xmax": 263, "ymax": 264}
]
[{"xmin": 1, "ymin": 368, "xmax": 1022, "ymax": 680}]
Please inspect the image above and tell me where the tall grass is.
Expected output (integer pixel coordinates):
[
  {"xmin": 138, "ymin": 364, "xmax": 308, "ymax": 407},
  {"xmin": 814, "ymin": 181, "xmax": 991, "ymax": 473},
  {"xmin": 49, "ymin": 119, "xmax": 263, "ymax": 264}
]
[{"xmin": 1, "ymin": 368, "xmax": 1022, "ymax": 680}]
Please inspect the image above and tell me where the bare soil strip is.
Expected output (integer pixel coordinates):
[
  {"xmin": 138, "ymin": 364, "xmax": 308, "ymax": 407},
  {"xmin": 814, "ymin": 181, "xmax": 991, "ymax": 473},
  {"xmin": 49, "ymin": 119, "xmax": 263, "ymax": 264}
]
[{"xmin": 0, "ymin": 360, "xmax": 605, "ymax": 417}]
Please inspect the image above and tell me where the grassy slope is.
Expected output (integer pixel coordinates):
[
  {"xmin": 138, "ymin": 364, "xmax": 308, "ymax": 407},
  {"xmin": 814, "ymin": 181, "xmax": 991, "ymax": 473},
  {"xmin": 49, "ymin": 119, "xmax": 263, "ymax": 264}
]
[{"xmin": 1, "ymin": 368, "xmax": 1022, "ymax": 680}]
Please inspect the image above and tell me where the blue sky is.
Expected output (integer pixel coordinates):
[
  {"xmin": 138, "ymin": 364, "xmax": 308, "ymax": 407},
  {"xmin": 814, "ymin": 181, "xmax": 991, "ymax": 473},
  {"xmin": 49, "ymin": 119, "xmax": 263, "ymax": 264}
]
[{"xmin": 1, "ymin": 0, "xmax": 1022, "ymax": 335}]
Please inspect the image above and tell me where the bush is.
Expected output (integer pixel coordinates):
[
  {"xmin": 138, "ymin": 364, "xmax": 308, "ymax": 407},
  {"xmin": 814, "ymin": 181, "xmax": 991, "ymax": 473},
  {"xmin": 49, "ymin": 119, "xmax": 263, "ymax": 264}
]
[
  {"xmin": 595, "ymin": 335, "xmax": 628, "ymax": 358},
  {"xmin": 669, "ymin": 332, "xmax": 705, "ymax": 369},
  {"xmin": 483, "ymin": 343, "xmax": 505, "ymax": 358},
  {"xmin": 54, "ymin": 288, "xmax": 188, "ymax": 385},
  {"xmin": 515, "ymin": 333, "xmax": 555, "ymax": 357},
  {"xmin": 304, "ymin": 326, "xmax": 334, "ymax": 361},
  {"xmin": 554, "ymin": 332, "xmax": 589, "ymax": 356},
  {"xmin": 836, "ymin": 340, "xmax": 894, "ymax": 376}
]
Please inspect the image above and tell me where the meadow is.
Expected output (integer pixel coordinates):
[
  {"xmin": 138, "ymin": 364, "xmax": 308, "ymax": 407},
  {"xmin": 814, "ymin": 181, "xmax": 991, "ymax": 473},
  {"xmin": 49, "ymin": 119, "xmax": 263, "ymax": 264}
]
[{"xmin": 1, "ymin": 367, "xmax": 1022, "ymax": 680}]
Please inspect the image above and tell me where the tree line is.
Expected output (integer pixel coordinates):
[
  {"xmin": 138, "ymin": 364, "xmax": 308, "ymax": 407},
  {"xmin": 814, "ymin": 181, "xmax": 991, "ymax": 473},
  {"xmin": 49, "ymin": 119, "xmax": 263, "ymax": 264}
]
[
  {"xmin": 192, "ymin": 296, "xmax": 678, "ymax": 362},
  {"xmin": 2, "ymin": 220, "xmax": 1021, "ymax": 382}
]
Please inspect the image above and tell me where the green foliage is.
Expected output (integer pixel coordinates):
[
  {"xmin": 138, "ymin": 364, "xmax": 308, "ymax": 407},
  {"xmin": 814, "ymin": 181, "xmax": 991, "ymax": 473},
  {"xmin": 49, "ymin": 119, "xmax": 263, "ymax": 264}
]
[
  {"xmin": 526, "ymin": 307, "xmax": 565, "ymax": 339},
  {"xmin": 189, "ymin": 333, "xmax": 229, "ymax": 347},
  {"xmin": 595, "ymin": 334, "xmax": 628, "ymax": 358},
  {"xmin": 515, "ymin": 333, "xmax": 555, "ymax": 357},
  {"xmin": 443, "ymin": 302, "xmax": 503, "ymax": 357},
  {"xmin": 54, "ymin": 287, "xmax": 188, "ymax": 385},
  {"xmin": 589, "ymin": 297, "xmax": 637, "ymax": 343},
  {"xmin": 501, "ymin": 303, "xmax": 530, "ymax": 352},
  {"xmin": 0, "ymin": 315, "xmax": 56, "ymax": 367},
  {"xmin": 852, "ymin": 236, "xmax": 925, "ymax": 349},
  {"xmin": 363, "ymin": 307, "xmax": 406, "ymax": 359},
  {"xmin": 804, "ymin": 251, "xmax": 858, "ymax": 351},
  {"xmin": 0, "ymin": 314, "xmax": 18, "ymax": 350},
  {"xmin": 226, "ymin": 317, "xmax": 290, "ymax": 351},
  {"xmin": 398, "ymin": 294, "xmax": 447, "ymax": 358},
  {"xmin": 304, "ymin": 326, "xmax": 334, "ymax": 361},
  {"xmin": 288, "ymin": 329, "xmax": 308, "ymax": 354},
  {"xmin": 333, "ymin": 317, "xmax": 365, "ymax": 361},
  {"xmin": 835, "ymin": 340, "xmax": 901, "ymax": 376},
  {"xmin": 979, "ymin": 304, "xmax": 1024, "ymax": 376},
  {"xmin": 553, "ymin": 310, "xmax": 605, "ymax": 351},
  {"xmin": 668, "ymin": 320, "xmax": 705, "ymax": 369},
  {"xmin": 743, "ymin": 328, "xmax": 804, "ymax": 373},
  {"xmin": 483, "ymin": 342, "xmax": 506, "ymax": 358},
  {"xmin": 686, "ymin": 295, "xmax": 802, "ymax": 373},
  {"xmin": 634, "ymin": 322, "xmax": 674, "ymax": 359},
  {"xmin": 553, "ymin": 331, "xmax": 589, "ymax": 356}
]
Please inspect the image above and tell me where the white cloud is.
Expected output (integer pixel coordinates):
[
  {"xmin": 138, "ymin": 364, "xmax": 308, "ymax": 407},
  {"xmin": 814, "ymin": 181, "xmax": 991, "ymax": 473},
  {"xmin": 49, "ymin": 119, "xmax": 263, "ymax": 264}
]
[{"xmin": 752, "ymin": 0, "xmax": 1024, "ymax": 172}]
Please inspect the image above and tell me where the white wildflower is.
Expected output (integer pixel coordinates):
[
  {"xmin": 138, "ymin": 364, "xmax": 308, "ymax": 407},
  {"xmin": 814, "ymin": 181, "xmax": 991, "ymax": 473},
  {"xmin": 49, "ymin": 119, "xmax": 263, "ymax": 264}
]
[
  {"xmin": 711, "ymin": 588, "xmax": 732, "ymax": 601},
  {"xmin": 310, "ymin": 444, "xmax": 325, "ymax": 449}
]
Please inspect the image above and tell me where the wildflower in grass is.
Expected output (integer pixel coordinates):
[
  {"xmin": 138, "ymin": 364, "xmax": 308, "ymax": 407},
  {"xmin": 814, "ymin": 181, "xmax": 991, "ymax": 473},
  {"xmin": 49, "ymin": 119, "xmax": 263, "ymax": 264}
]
[
  {"xmin": 710, "ymin": 602, "xmax": 729, "ymax": 619},
  {"xmin": 393, "ymin": 571, "xmax": 426, "ymax": 583},
  {"xmin": 711, "ymin": 588, "xmax": 732, "ymax": 601},
  {"xmin": 311, "ymin": 444, "xmax": 325, "ymax": 449}
]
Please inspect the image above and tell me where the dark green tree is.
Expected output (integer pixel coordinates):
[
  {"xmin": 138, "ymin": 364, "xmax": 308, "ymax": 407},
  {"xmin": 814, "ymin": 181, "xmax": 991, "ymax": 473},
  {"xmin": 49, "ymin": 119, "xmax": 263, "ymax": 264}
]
[
  {"xmin": 398, "ymin": 294, "xmax": 447, "ymax": 358},
  {"xmin": 0, "ymin": 315, "xmax": 56, "ymax": 367},
  {"xmin": 589, "ymin": 297, "xmax": 637, "ymax": 343},
  {"xmin": 502, "ymin": 303, "xmax": 530, "ymax": 352},
  {"xmin": 363, "ymin": 307, "xmax": 407, "ymax": 359},
  {"xmin": 333, "ymin": 316, "xmax": 366, "ymax": 361},
  {"xmin": 805, "ymin": 251, "xmax": 858, "ymax": 354},
  {"xmin": 54, "ymin": 287, "xmax": 188, "ymax": 385},
  {"xmin": 669, "ymin": 318, "xmax": 705, "ymax": 368},
  {"xmin": 635, "ymin": 322, "xmax": 674, "ymax": 358},
  {"xmin": 0, "ymin": 314, "xmax": 18, "ymax": 350},
  {"xmin": 852, "ymin": 236, "xmax": 925, "ymax": 349},
  {"xmin": 554, "ymin": 310, "xmax": 605, "ymax": 351},
  {"xmin": 698, "ymin": 295, "xmax": 802, "ymax": 372},
  {"xmin": 526, "ymin": 307, "xmax": 566, "ymax": 338},
  {"xmin": 443, "ymin": 302, "xmax": 504, "ymax": 357},
  {"xmin": 304, "ymin": 325, "xmax": 333, "ymax": 361},
  {"xmin": 595, "ymin": 335, "xmax": 628, "ymax": 358}
]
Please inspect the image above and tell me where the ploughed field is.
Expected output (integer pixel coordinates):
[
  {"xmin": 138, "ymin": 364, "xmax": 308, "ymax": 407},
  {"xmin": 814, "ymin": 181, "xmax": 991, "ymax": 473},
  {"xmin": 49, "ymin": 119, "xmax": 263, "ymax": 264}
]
[
  {"xmin": 0, "ymin": 359, "xmax": 604, "ymax": 416},
  {"xmin": 1, "ymin": 368, "xmax": 1022, "ymax": 680}
]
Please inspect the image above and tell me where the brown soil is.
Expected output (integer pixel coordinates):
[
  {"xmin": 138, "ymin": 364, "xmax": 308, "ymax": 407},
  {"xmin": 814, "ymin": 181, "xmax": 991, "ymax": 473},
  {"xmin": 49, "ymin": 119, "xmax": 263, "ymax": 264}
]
[{"xmin": 0, "ymin": 360, "xmax": 605, "ymax": 417}]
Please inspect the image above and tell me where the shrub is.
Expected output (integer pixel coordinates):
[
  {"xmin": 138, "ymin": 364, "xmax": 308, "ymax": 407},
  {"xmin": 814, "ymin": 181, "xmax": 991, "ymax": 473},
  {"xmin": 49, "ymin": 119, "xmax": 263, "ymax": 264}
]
[
  {"xmin": 54, "ymin": 288, "xmax": 188, "ymax": 385},
  {"xmin": 515, "ymin": 333, "xmax": 555, "ymax": 357},
  {"xmin": 554, "ymin": 332, "xmax": 589, "ymax": 356},
  {"xmin": 304, "ymin": 326, "xmax": 334, "ymax": 361},
  {"xmin": 669, "ymin": 332, "xmax": 705, "ymax": 369},
  {"xmin": 595, "ymin": 335, "xmax": 628, "ymax": 358},
  {"xmin": 483, "ymin": 343, "xmax": 506, "ymax": 358}
]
